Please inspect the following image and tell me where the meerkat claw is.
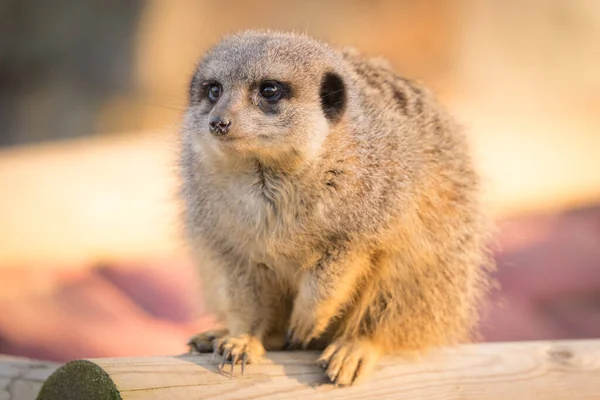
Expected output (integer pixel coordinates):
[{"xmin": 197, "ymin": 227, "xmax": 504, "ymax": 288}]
[
  {"xmin": 241, "ymin": 353, "xmax": 248, "ymax": 375},
  {"xmin": 211, "ymin": 342, "xmax": 219, "ymax": 361},
  {"xmin": 283, "ymin": 329, "xmax": 294, "ymax": 349},
  {"xmin": 220, "ymin": 349, "xmax": 231, "ymax": 371},
  {"xmin": 319, "ymin": 359, "xmax": 329, "ymax": 370},
  {"xmin": 284, "ymin": 328, "xmax": 305, "ymax": 350},
  {"xmin": 230, "ymin": 354, "xmax": 239, "ymax": 377}
]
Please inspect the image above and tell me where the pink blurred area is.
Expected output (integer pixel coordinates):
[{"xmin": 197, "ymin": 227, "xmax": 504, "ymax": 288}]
[
  {"xmin": 1, "ymin": 205, "xmax": 599, "ymax": 362},
  {"xmin": 0, "ymin": 260, "xmax": 219, "ymax": 361},
  {"xmin": 481, "ymin": 206, "xmax": 600, "ymax": 342}
]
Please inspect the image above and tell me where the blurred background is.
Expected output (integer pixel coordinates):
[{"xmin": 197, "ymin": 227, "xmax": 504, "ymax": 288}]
[{"xmin": 0, "ymin": 0, "xmax": 599, "ymax": 362}]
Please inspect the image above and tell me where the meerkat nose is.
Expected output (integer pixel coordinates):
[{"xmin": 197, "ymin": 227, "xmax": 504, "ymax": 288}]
[{"xmin": 209, "ymin": 116, "xmax": 232, "ymax": 135}]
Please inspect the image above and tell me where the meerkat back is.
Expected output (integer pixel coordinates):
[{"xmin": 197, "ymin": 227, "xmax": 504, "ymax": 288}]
[{"xmin": 180, "ymin": 30, "xmax": 492, "ymax": 386}]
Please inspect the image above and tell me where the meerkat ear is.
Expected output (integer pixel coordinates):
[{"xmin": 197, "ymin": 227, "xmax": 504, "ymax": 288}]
[{"xmin": 320, "ymin": 72, "xmax": 346, "ymax": 122}]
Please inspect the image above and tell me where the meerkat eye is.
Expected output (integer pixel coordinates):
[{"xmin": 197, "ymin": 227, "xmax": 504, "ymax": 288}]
[
  {"xmin": 206, "ymin": 82, "xmax": 222, "ymax": 103},
  {"xmin": 259, "ymin": 81, "xmax": 283, "ymax": 102}
]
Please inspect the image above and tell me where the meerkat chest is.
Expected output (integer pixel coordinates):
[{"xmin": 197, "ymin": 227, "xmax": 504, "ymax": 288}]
[{"xmin": 209, "ymin": 169, "xmax": 315, "ymax": 259}]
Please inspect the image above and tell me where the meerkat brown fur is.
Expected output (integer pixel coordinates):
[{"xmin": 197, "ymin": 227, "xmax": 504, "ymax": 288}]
[{"xmin": 180, "ymin": 30, "xmax": 492, "ymax": 386}]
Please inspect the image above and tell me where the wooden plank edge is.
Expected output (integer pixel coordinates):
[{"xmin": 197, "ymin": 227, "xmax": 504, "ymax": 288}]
[{"xmin": 35, "ymin": 339, "xmax": 600, "ymax": 400}]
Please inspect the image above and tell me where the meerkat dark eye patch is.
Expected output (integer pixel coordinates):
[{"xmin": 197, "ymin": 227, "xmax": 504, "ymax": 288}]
[
  {"xmin": 320, "ymin": 72, "xmax": 346, "ymax": 122},
  {"xmin": 259, "ymin": 81, "xmax": 282, "ymax": 102},
  {"xmin": 255, "ymin": 80, "xmax": 292, "ymax": 115},
  {"xmin": 188, "ymin": 76, "xmax": 222, "ymax": 106},
  {"xmin": 258, "ymin": 80, "xmax": 290, "ymax": 104},
  {"xmin": 206, "ymin": 81, "xmax": 223, "ymax": 103}
]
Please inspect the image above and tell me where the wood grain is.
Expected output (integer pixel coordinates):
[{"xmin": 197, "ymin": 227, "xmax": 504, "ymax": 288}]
[
  {"xmin": 36, "ymin": 339, "xmax": 600, "ymax": 399},
  {"xmin": 0, "ymin": 355, "xmax": 60, "ymax": 400}
]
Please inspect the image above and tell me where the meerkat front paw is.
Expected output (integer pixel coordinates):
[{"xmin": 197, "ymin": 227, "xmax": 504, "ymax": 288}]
[
  {"xmin": 317, "ymin": 338, "xmax": 380, "ymax": 386},
  {"xmin": 214, "ymin": 334, "xmax": 266, "ymax": 377},
  {"xmin": 187, "ymin": 329, "xmax": 229, "ymax": 353}
]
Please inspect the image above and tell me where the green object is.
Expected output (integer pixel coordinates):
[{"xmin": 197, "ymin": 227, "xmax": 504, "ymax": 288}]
[{"xmin": 37, "ymin": 360, "xmax": 121, "ymax": 400}]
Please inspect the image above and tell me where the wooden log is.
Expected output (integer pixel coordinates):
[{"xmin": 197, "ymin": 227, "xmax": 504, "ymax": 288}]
[
  {"xmin": 0, "ymin": 355, "xmax": 60, "ymax": 400},
  {"xmin": 35, "ymin": 339, "xmax": 600, "ymax": 399}
]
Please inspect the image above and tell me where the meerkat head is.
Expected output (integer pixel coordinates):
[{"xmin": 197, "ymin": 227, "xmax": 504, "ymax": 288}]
[{"xmin": 183, "ymin": 30, "xmax": 349, "ymax": 167}]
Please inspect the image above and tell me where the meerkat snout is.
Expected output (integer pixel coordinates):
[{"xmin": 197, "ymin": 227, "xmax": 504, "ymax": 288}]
[
  {"xmin": 209, "ymin": 115, "xmax": 231, "ymax": 135},
  {"xmin": 205, "ymin": 81, "xmax": 232, "ymax": 136}
]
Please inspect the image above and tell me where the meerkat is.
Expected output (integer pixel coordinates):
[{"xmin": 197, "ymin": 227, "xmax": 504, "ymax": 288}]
[{"xmin": 180, "ymin": 30, "xmax": 492, "ymax": 386}]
